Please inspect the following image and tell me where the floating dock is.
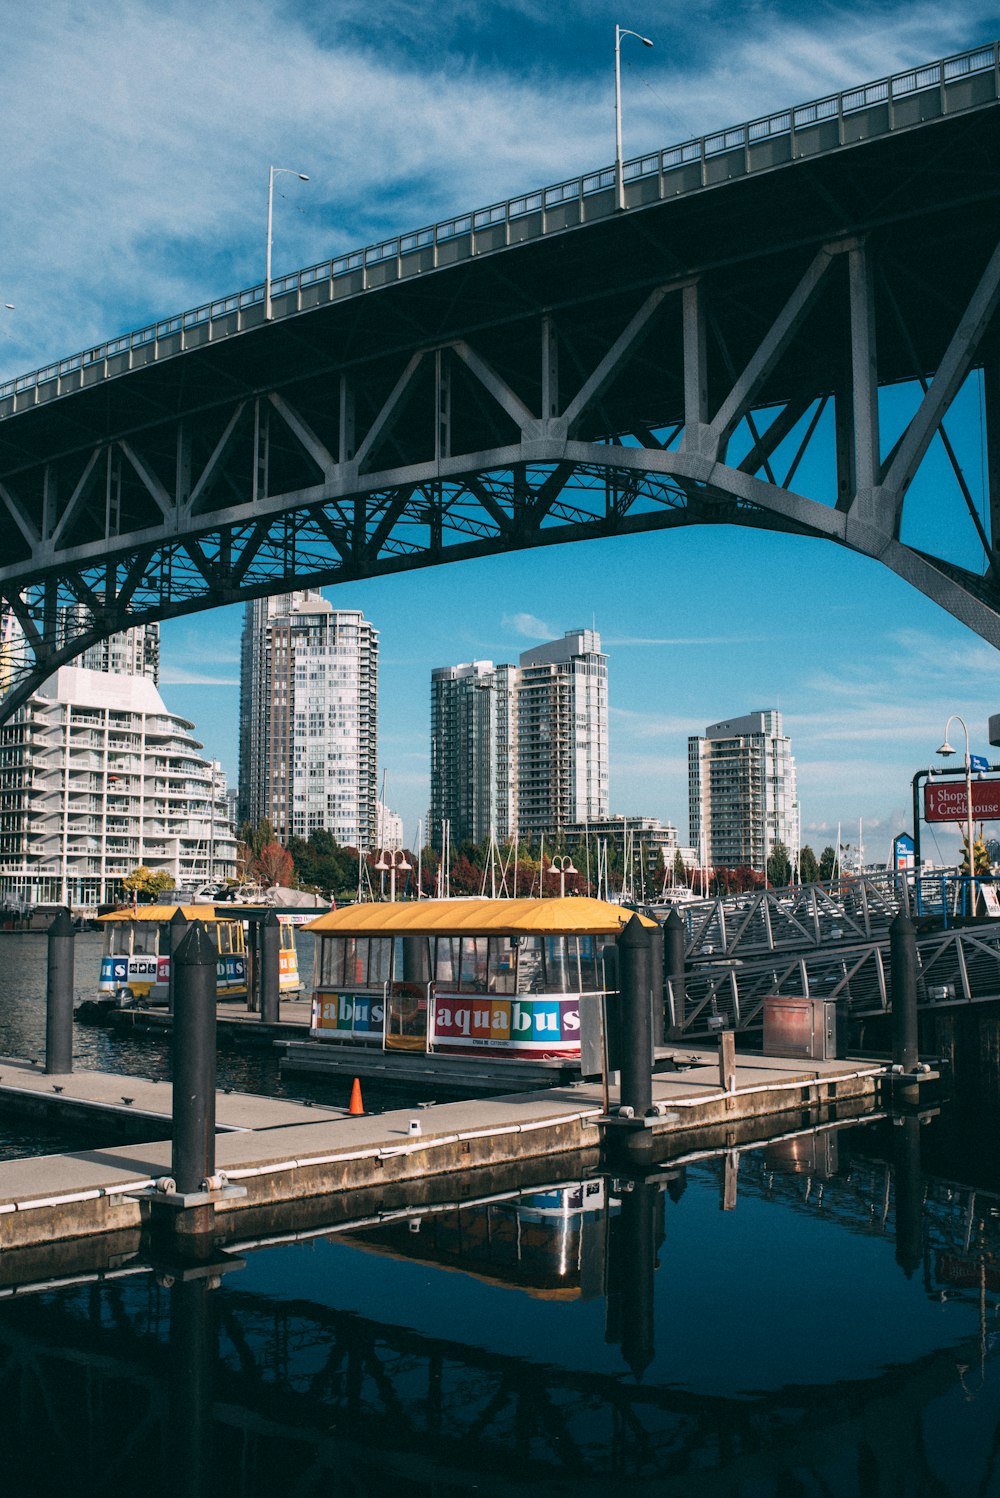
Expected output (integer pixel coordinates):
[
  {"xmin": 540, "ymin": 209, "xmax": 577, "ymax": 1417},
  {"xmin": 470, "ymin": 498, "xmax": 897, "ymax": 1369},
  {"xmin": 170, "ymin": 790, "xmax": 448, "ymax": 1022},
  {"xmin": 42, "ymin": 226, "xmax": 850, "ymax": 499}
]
[{"xmin": 0, "ymin": 1046, "xmax": 889, "ymax": 1252}]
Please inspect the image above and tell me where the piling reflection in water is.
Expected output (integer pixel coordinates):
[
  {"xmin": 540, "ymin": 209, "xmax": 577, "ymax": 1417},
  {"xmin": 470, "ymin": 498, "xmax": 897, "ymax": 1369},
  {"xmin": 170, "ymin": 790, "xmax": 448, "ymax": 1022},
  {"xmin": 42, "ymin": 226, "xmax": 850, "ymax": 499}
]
[{"xmin": 4, "ymin": 1116, "xmax": 1000, "ymax": 1494}]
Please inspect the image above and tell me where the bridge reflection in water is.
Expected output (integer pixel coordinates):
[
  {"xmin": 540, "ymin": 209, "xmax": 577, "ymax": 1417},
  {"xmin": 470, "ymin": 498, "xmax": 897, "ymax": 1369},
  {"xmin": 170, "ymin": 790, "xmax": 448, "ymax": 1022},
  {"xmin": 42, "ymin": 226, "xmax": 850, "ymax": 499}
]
[{"xmin": 1, "ymin": 1115, "xmax": 1000, "ymax": 1495}]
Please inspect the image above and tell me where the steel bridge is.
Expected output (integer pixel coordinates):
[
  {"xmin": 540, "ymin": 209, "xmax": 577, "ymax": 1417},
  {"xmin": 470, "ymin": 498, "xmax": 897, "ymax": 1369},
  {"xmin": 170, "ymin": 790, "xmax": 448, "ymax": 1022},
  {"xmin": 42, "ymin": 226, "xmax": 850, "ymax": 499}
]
[{"xmin": 2, "ymin": 45, "xmax": 1000, "ymax": 714}]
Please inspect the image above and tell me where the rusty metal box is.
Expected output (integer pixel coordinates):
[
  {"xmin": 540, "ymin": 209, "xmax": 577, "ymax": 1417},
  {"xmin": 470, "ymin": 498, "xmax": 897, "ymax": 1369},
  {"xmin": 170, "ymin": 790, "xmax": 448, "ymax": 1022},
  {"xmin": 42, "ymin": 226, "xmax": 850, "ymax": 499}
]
[{"xmin": 762, "ymin": 996, "xmax": 843, "ymax": 1060}]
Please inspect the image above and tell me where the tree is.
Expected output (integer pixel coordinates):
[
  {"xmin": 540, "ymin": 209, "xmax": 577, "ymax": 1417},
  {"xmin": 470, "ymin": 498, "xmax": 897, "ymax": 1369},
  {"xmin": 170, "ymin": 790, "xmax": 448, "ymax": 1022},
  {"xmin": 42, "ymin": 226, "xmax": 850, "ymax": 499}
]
[
  {"xmin": 818, "ymin": 845, "xmax": 837, "ymax": 882},
  {"xmin": 800, "ymin": 845, "xmax": 820, "ymax": 885},
  {"xmin": 961, "ymin": 830, "xmax": 991, "ymax": 878},
  {"xmin": 766, "ymin": 843, "xmax": 792, "ymax": 887},
  {"xmin": 122, "ymin": 866, "xmax": 175, "ymax": 903},
  {"xmin": 672, "ymin": 849, "xmax": 687, "ymax": 887},
  {"xmin": 252, "ymin": 841, "xmax": 293, "ymax": 888}
]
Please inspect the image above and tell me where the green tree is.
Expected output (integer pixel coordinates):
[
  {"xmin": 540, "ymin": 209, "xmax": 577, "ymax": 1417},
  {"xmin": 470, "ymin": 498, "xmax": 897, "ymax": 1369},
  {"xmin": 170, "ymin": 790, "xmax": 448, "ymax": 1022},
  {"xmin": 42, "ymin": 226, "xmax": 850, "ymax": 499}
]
[
  {"xmin": 799, "ymin": 845, "xmax": 820, "ymax": 884},
  {"xmin": 672, "ymin": 849, "xmax": 687, "ymax": 886},
  {"xmin": 766, "ymin": 842, "xmax": 792, "ymax": 887},
  {"xmin": 818, "ymin": 845, "xmax": 837, "ymax": 881}
]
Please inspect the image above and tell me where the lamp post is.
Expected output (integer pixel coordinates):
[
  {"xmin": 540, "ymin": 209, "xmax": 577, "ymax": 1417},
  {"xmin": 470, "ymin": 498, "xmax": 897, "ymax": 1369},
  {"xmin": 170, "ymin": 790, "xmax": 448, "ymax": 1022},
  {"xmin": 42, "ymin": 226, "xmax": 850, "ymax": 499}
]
[
  {"xmin": 937, "ymin": 713, "xmax": 977, "ymax": 917},
  {"xmin": 266, "ymin": 165, "xmax": 309, "ymax": 320},
  {"xmin": 374, "ymin": 848, "xmax": 412, "ymax": 902},
  {"xmin": 548, "ymin": 854, "xmax": 578, "ymax": 899},
  {"xmin": 614, "ymin": 23, "xmax": 653, "ymax": 212}
]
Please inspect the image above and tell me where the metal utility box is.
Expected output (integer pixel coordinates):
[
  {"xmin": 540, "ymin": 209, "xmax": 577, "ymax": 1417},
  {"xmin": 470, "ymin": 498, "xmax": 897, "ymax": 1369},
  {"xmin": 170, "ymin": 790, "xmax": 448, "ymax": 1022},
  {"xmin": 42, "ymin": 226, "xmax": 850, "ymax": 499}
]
[{"xmin": 762, "ymin": 996, "xmax": 844, "ymax": 1061}]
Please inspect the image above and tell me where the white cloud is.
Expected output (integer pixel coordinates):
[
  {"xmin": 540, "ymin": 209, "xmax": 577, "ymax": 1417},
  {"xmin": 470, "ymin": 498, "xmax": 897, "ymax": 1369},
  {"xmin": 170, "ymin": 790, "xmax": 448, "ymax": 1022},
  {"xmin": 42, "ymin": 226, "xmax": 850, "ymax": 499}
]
[
  {"xmin": 158, "ymin": 666, "xmax": 240, "ymax": 686},
  {"xmin": 501, "ymin": 612, "xmax": 557, "ymax": 640}
]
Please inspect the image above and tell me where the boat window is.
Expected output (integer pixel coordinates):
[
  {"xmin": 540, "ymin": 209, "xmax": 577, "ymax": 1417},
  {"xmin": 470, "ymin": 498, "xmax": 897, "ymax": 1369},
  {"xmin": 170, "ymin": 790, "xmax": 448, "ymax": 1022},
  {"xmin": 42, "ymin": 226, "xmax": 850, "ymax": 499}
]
[
  {"xmin": 280, "ymin": 922, "xmax": 294, "ymax": 950},
  {"xmin": 367, "ymin": 937, "xmax": 392, "ymax": 987},
  {"xmin": 433, "ymin": 936, "xmax": 462, "ymax": 990},
  {"xmin": 397, "ymin": 934, "xmax": 430, "ymax": 983},
  {"xmin": 459, "ymin": 937, "xmax": 489, "ymax": 991},
  {"xmin": 132, "ymin": 925, "xmax": 157, "ymax": 956},
  {"xmin": 578, "ymin": 934, "xmax": 601, "ymax": 991},
  {"xmin": 217, "ymin": 923, "xmax": 232, "ymax": 955},
  {"xmin": 517, "ymin": 936, "xmax": 544, "ymax": 993},
  {"xmin": 543, "ymin": 936, "xmax": 577, "ymax": 993},
  {"xmin": 487, "ymin": 937, "xmax": 518, "ymax": 994}
]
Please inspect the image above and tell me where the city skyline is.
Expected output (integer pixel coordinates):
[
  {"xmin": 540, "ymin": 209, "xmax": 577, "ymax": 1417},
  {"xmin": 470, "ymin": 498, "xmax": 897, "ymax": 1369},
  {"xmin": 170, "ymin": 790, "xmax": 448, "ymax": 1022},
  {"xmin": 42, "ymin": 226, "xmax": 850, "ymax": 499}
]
[{"xmin": 2, "ymin": 4, "xmax": 999, "ymax": 863}]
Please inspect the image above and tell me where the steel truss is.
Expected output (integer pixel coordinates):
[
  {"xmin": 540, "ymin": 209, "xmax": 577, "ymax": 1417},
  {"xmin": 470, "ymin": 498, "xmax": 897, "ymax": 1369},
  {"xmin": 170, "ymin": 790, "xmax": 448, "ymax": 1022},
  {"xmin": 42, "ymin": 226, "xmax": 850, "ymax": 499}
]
[{"xmin": 3, "ymin": 117, "xmax": 1000, "ymax": 715}]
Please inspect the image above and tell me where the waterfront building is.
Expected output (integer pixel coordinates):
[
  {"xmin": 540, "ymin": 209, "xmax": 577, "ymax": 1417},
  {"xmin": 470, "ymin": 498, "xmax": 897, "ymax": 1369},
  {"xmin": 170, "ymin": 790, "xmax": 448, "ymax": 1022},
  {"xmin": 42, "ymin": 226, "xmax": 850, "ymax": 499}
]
[
  {"xmin": 517, "ymin": 629, "xmax": 608, "ymax": 842},
  {"xmin": 0, "ymin": 665, "xmax": 236, "ymax": 909},
  {"xmin": 429, "ymin": 660, "xmax": 518, "ymax": 849},
  {"xmin": 561, "ymin": 814, "xmax": 693, "ymax": 889},
  {"xmin": 688, "ymin": 709, "xmax": 800, "ymax": 873},
  {"xmin": 238, "ymin": 593, "xmax": 379, "ymax": 849},
  {"xmin": 376, "ymin": 801, "xmax": 405, "ymax": 852}
]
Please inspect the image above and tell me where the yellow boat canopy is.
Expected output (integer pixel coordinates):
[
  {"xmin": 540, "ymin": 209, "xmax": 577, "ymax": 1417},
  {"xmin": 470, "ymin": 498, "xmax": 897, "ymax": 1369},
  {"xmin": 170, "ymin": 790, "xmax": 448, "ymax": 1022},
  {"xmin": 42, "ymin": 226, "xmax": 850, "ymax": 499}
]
[
  {"xmin": 98, "ymin": 905, "xmax": 233, "ymax": 924},
  {"xmin": 303, "ymin": 896, "xmax": 657, "ymax": 938}
]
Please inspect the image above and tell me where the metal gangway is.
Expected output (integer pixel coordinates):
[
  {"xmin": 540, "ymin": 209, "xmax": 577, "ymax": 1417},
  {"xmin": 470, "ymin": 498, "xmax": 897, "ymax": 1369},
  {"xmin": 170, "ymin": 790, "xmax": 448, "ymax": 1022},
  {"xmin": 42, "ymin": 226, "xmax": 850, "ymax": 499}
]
[{"xmin": 671, "ymin": 915, "xmax": 1000, "ymax": 1037}]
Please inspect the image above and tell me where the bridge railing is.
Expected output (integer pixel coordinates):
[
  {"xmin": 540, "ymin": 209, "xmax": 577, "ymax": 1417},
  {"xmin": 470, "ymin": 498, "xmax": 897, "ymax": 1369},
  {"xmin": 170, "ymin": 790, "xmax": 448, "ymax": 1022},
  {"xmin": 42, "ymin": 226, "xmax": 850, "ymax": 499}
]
[
  {"xmin": 672, "ymin": 918, "xmax": 1000, "ymax": 1034},
  {"xmin": 2, "ymin": 42, "xmax": 997, "ymax": 412}
]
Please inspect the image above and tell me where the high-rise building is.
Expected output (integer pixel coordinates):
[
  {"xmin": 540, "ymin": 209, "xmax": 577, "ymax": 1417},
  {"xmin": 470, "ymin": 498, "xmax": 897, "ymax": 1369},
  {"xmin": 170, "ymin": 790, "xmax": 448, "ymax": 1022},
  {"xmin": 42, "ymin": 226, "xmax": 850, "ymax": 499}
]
[
  {"xmin": 429, "ymin": 660, "xmax": 518, "ymax": 848},
  {"xmin": 0, "ymin": 665, "xmax": 236, "ymax": 909},
  {"xmin": 239, "ymin": 593, "xmax": 379, "ymax": 849},
  {"xmin": 58, "ymin": 609, "xmax": 160, "ymax": 683},
  {"xmin": 688, "ymin": 709, "xmax": 800, "ymax": 872},
  {"xmin": 430, "ymin": 629, "xmax": 608, "ymax": 850},
  {"xmin": 517, "ymin": 629, "xmax": 608, "ymax": 842}
]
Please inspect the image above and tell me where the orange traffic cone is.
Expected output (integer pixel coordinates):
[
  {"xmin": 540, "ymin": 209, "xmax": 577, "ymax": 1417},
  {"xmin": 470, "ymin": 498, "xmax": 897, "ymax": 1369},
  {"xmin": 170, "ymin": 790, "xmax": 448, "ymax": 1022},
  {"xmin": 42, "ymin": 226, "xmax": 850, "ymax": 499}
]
[{"xmin": 348, "ymin": 1077, "xmax": 364, "ymax": 1115}]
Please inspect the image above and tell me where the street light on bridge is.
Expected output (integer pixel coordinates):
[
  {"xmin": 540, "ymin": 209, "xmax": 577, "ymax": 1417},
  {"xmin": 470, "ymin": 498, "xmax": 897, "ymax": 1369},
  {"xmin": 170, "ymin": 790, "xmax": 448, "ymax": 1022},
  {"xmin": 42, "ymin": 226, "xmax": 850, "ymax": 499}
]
[
  {"xmin": 937, "ymin": 713, "xmax": 978, "ymax": 917},
  {"xmin": 266, "ymin": 165, "xmax": 310, "ymax": 321},
  {"xmin": 615, "ymin": 23, "xmax": 653, "ymax": 213}
]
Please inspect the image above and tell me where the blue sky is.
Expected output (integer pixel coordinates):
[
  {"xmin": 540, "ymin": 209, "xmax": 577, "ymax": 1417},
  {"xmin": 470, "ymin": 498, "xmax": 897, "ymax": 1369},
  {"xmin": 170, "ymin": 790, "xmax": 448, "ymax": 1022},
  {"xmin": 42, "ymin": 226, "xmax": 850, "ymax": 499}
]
[{"xmin": 2, "ymin": 0, "xmax": 999, "ymax": 862}]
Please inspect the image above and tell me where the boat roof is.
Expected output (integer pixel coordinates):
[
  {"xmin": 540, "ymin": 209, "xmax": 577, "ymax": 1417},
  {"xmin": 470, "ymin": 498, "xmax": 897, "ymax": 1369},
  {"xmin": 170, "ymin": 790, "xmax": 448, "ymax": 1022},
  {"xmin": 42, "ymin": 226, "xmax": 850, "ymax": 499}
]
[
  {"xmin": 97, "ymin": 905, "xmax": 235, "ymax": 924},
  {"xmin": 303, "ymin": 896, "xmax": 657, "ymax": 937}
]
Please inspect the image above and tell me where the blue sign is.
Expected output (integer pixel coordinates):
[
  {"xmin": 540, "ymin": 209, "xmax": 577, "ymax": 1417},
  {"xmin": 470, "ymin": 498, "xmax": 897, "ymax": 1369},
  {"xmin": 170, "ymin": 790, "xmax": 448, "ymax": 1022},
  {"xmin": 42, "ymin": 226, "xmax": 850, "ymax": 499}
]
[
  {"xmin": 893, "ymin": 833, "xmax": 915, "ymax": 871},
  {"xmin": 971, "ymin": 753, "xmax": 990, "ymax": 773}
]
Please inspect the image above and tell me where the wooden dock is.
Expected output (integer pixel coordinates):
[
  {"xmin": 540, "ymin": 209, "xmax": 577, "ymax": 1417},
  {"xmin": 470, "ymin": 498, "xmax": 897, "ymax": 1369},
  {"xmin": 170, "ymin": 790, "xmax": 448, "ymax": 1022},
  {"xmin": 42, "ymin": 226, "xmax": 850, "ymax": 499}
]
[{"xmin": 0, "ymin": 1046, "xmax": 889, "ymax": 1252}]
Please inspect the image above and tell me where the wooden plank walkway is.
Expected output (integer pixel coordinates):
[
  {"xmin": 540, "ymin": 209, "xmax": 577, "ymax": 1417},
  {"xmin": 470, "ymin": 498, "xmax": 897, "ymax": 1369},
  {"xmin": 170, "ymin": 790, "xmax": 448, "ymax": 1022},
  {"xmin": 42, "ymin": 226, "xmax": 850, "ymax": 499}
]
[{"xmin": 0, "ymin": 1047, "xmax": 887, "ymax": 1251}]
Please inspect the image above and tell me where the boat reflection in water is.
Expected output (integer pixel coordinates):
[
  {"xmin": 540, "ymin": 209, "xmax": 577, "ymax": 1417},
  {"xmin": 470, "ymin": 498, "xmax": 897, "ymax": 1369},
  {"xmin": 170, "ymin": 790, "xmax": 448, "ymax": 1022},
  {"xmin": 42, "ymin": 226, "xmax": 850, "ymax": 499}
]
[{"xmin": 3, "ymin": 1113, "xmax": 1000, "ymax": 1495}]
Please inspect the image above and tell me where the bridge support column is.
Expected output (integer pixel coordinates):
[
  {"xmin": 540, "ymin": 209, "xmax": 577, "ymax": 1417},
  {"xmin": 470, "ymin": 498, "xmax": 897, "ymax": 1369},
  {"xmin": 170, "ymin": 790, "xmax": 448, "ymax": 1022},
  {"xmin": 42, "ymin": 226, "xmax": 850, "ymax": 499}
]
[
  {"xmin": 260, "ymin": 910, "xmax": 280, "ymax": 1025},
  {"xmin": 44, "ymin": 907, "xmax": 75, "ymax": 1075},
  {"xmin": 618, "ymin": 915, "xmax": 653, "ymax": 1119}
]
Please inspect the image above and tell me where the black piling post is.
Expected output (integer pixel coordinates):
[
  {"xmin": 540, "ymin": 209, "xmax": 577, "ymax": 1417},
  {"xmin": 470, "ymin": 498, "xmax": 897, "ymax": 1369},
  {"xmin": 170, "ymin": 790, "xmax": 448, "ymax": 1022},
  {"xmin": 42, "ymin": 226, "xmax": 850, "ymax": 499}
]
[
  {"xmin": 172, "ymin": 922, "xmax": 217, "ymax": 1198},
  {"xmin": 167, "ymin": 906, "xmax": 191, "ymax": 1015},
  {"xmin": 618, "ymin": 914, "xmax": 653, "ymax": 1118},
  {"xmin": 44, "ymin": 907, "xmax": 75, "ymax": 1074},
  {"xmin": 169, "ymin": 1272, "xmax": 215, "ymax": 1498},
  {"xmin": 664, "ymin": 908, "xmax": 686, "ymax": 1038},
  {"xmin": 617, "ymin": 1180, "xmax": 659, "ymax": 1379},
  {"xmin": 648, "ymin": 923, "xmax": 665, "ymax": 1049},
  {"xmin": 893, "ymin": 1113, "xmax": 924, "ymax": 1279},
  {"xmin": 260, "ymin": 910, "xmax": 281, "ymax": 1025},
  {"xmin": 891, "ymin": 910, "xmax": 920, "ymax": 1103}
]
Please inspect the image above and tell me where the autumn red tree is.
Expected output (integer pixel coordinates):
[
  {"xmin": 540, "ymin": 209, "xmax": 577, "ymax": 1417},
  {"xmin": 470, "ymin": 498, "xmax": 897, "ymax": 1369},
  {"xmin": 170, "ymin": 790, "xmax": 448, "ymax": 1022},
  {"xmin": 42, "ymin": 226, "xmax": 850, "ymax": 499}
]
[{"xmin": 252, "ymin": 841, "xmax": 294, "ymax": 888}]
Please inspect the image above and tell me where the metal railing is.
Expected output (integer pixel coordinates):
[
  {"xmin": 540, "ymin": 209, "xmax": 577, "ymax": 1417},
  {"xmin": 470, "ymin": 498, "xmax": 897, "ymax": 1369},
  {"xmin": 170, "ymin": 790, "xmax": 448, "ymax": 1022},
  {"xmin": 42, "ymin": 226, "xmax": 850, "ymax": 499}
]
[
  {"xmin": 672, "ymin": 916, "xmax": 1000, "ymax": 1034},
  {"xmin": 1, "ymin": 42, "xmax": 996, "ymax": 410}
]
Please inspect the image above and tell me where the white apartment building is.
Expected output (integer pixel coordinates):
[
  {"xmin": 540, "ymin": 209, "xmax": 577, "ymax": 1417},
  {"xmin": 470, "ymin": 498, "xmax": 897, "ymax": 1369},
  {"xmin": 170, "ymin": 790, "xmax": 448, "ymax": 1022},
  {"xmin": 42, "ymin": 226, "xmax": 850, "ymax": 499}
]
[
  {"xmin": 688, "ymin": 709, "xmax": 800, "ymax": 873},
  {"xmin": 429, "ymin": 660, "xmax": 518, "ymax": 848},
  {"xmin": 0, "ymin": 665, "xmax": 236, "ymax": 909},
  {"xmin": 430, "ymin": 629, "xmax": 608, "ymax": 850},
  {"xmin": 517, "ymin": 629, "xmax": 608, "ymax": 841},
  {"xmin": 239, "ymin": 593, "xmax": 379, "ymax": 849}
]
